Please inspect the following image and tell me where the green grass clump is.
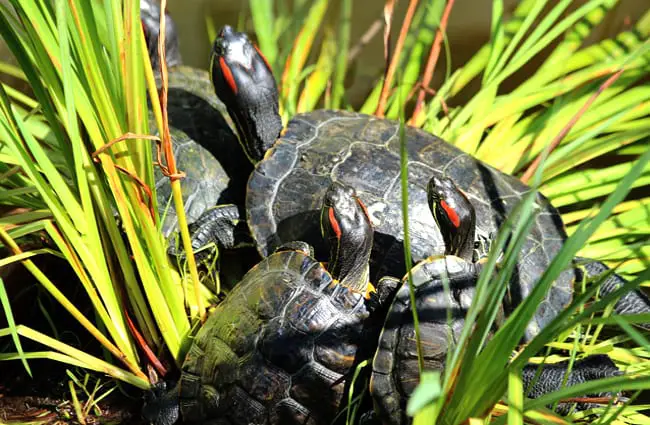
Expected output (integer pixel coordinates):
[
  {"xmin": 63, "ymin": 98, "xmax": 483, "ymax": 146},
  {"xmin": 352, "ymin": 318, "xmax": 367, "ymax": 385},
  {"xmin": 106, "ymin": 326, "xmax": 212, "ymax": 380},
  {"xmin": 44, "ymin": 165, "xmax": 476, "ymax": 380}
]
[{"xmin": 0, "ymin": 0, "xmax": 648, "ymax": 424}]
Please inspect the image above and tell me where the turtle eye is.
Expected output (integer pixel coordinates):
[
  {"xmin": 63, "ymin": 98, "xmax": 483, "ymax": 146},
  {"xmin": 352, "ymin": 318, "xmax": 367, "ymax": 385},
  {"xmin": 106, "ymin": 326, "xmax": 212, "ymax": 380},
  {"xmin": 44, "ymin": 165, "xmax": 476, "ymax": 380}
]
[
  {"xmin": 439, "ymin": 199, "xmax": 460, "ymax": 229},
  {"xmin": 328, "ymin": 207, "xmax": 342, "ymax": 241}
]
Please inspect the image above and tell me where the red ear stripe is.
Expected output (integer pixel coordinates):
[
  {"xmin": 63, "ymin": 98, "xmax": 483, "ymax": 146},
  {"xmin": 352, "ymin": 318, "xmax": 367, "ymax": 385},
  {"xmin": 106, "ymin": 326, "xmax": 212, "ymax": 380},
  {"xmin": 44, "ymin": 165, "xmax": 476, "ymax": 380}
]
[
  {"xmin": 328, "ymin": 207, "xmax": 342, "ymax": 240},
  {"xmin": 254, "ymin": 44, "xmax": 272, "ymax": 71},
  {"xmin": 440, "ymin": 200, "xmax": 460, "ymax": 228},
  {"xmin": 219, "ymin": 56, "xmax": 238, "ymax": 95},
  {"xmin": 356, "ymin": 198, "xmax": 372, "ymax": 225}
]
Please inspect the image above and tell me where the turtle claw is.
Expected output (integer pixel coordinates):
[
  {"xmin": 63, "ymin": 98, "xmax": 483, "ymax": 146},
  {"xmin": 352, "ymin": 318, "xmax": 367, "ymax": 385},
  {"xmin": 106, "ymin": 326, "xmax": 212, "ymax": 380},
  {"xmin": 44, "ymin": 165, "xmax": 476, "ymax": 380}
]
[
  {"xmin": 167, "ymin": 204, "xmax": 253, "ymax": 273},
  {"xmin": 366, "ymin": 276, "xmax": 400, "ymax": 315}
]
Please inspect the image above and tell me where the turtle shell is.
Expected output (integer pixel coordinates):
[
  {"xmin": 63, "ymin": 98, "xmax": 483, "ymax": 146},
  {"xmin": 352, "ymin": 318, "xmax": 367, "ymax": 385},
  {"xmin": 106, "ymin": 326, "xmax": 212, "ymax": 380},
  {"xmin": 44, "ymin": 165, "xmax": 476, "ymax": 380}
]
[
  {"xmin": 370, "ymin": 257, "xmax": 476, "ymax": 425},
  {"xmin": 178, "ymin": 248, "xmax": 375, "ymax": 425},
  {"xmin": 152, "ymin": 66, "xmax": 251, "ymax": 236},
  {"xmin": 369, "ymin": 253, "xmax": 580, "ymax": 425},
  {"xmin": 247, "ymin": 109, "xmax": 572, "ymax": 336}
]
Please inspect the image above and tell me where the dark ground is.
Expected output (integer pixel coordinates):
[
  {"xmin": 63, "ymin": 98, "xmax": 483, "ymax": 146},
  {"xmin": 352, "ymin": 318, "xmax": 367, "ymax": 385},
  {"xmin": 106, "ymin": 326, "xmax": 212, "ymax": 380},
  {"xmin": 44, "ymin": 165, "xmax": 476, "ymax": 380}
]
[{"xmin": 0, "ymin": 248, "xmax": 148, "ymax": 425}]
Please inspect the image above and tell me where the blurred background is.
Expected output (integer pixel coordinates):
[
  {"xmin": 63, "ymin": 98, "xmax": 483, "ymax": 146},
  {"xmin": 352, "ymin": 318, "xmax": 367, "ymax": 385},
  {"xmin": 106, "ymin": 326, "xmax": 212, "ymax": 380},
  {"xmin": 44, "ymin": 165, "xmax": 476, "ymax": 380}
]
[
  {"xmin": 167, "ymin": 0, "xmax": 646, "ymax": 105},
  {"xmin": 1, "ymin": 0, "xmax": 644, "ymax": 106}
]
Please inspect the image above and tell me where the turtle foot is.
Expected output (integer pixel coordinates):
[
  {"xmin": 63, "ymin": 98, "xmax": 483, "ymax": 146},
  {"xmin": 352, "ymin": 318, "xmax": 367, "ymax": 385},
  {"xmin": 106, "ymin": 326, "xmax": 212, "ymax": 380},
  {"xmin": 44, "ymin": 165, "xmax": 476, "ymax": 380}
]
[{"xmin": 142, "ymin": 381, "xmax": 180, "ymax": 425}]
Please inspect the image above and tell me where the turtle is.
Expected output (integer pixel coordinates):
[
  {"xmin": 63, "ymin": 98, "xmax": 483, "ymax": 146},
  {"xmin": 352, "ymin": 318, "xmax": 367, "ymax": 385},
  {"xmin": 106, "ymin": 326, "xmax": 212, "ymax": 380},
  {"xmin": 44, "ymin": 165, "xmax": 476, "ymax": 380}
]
[
  {"xmin": 143, "ymin": 181, "xmax": 386, "ymax": 425},
  {"xmin": 140, "ymin": 1, "xmax": 251, "ymax": 238},
  {"xmin": 184, "ymin": 25, "xmax": 650, "ymax": 341},
  {"xmin": 368, "ymin": 175, "xmax": 629, "ymax": 424}
]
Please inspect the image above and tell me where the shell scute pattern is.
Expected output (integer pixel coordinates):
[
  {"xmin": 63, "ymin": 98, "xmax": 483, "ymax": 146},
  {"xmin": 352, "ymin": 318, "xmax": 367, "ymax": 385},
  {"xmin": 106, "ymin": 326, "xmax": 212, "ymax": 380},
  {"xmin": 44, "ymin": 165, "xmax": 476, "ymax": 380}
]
[
  {"xmin": 372, "ymin": 258, "xmax": 477, "ymax": 425},
  {"xmin": 248, "ymin": 109, "xmax": 577, "ymax": 341},
  {"xmin": 286, "ymin": 290, "xmax": 339, "ymax": 334},
  {"xmin": 257, "ymin": 112, "xmax": 513, "ymax": 268},
  {"xmin": 275, "ymin": 399, "xmax": 317, "ymax": 425},
  {"xmin": 245, "ymin": 271, "xmax": 297, "ymax": 320},
  {"xmin": 239, "ymin": 358, "xmax": 291, "ymax": 402},
  {"xmin": 260, "ymin": 315, "xmax": 314, "ymax": 373},
  {"xmin": 314, "ymin": 315, "xmax": 366, "ymax": 373},
  {"xmin": 153, "ymin": 67, "xmax": 249, "ymax": 236},
  {"xmin": 179, "ymin": 249, "xmax": 371, "ymax": 424}
]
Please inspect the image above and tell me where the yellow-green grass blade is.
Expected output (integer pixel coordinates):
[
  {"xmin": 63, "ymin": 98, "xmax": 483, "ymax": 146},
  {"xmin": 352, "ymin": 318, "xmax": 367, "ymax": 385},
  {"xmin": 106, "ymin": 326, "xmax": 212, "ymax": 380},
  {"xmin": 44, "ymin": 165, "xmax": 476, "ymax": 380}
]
[
  {"xmin": 0, "ymin": 60, "xmax": 26, "ymax": 81},
  {"xmin": 482, "ymin": 0, "xmax": 506, "ymax": 84},
  {"xmin": 249, "ymin": 0, "xmax": 278, "ymax": 73},
  {"xmin": 363, "ymin": 2, "xmax": 437, "ymax": 117},
  {"xmin": 1, "ymin": 0, "xmax": 188, "ymax": 367},
  {"xmin": 0, "ymin": 325, "xmax": 149, "ymax": 389},
  {"xmin": 444, "ymin": 145, "xmax": 649, "ymax": 422},
  {"xmin": 434, "ymin": 160, "xmax": 544, "ymax": 423},
  {"xmin": 1, "ymin": 100, "xmax": 142, "ymax": 365},
  {"xmin": 506, "ymin": 367, "xmax": 524, "ymax": 425},
  {"xmin": 541, "ymin": 131, "xmax": 650, "ymax": 183},
  {"xmin": 521, "ymin": 3, "xmax": 648, "ymax": 94},
  {"xmin": 444, "ymin": 192, "xmax": 541, "ymax": 423},
  {"xmin": 472, "ymin": 70, "xmax": 647, "ymax": 169},
  {"xmin": 297, "ymin": 24, "xmax": 336, "ymax": 113},
  {"xmin": 0, "ymin": 249, "xmax": 60, "ymax": 267},
  {"xmin": 328, "ymin": 0, "xmax": 352, "ymax": 110},
  {"xmin": 278, "ymin": 0, "xmax": 328, "ymax": 117},
  {"xmin": 409, "ymin": 372, "xmax": 441, "ymax": 424},
  {"xmin": 0, "ymin": 351, "xmax": 88, "ymax": 369},
  {"xmin": 455, "ymin": 58, "xmax": 649, "ymax": 159},
  {"xmin": 456, "ymin": 0, "xmax": 508, "ymax": 152},
  {"xmin": 543, "ymin": 162, "xmax": 650, "ymax": 208},
  {"xmin": 0, "ymin": 225, "xmax": 144, "ymax": 380},
  {"xmin": 122, "ymin": 0, "xmax": 151, "ymax": 180},
  {"xmin": 447, "ymin": 0, "xmax": 625, "ymax": 147},
  {"xmin": 0, "ymin": 212, "xmax": 52, "ymax": 230},
  {"xmin": 0, "ymin": 276, "xmax": 31, "ymax": 376},
  {"xmin": 205, "ymin": 14, "xmax": 217, "ymax": 46},
  {"xmin": 385, "ymin": 0, "xmax": 443, "ymax": 120}
]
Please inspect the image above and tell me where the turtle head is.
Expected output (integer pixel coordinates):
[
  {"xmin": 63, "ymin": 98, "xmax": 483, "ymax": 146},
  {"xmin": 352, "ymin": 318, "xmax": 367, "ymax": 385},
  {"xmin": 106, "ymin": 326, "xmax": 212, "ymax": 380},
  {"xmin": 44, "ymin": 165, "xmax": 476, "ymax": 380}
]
[
  {"xmin": 321, "ymin": 182, "xmax": 373, "ymax": 294},
  {"xmin": 210, "ymin": 26, "xmax": 283, "ymax": 164},
  {"xmin": 140, "ymin": 0, "xmax": 182, "ymax": 69},
  {"xmin": 427, "ymin": 175, "xmax": 475, "ymax": 260}
]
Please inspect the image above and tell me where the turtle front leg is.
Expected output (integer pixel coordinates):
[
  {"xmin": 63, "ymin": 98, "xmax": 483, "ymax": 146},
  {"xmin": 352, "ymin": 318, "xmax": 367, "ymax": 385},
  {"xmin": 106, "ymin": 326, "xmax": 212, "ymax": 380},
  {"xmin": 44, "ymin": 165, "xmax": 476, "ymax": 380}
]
[
  {"xmin": 141, "ymin": 380, "xmax": 180, "ymax": 425},
  {"xmin": 366, "ymin": 276, "xmax": 401, "ymax": 315},
  {"xmin": 167, "ymin": 204, "xmax": 253, "ymax": 268}
]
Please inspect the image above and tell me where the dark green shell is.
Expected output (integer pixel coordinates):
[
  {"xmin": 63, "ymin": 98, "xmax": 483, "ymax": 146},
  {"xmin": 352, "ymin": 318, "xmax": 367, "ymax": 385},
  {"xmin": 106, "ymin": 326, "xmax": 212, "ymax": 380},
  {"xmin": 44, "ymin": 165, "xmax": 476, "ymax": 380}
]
[
  {"xmin": 247, "ymin": 109, "xmax": 573, "ymax": 336},
  {"xmin": 152, "ymin": 66, "xmax": 251, "ymax": 235},
  {"xmin": 370, "ymin": 257, "xmax": 482, "ymax": 425},
  {"xmin": 178, "ymin": 249, "xmax": 373, "ymax": 425}
]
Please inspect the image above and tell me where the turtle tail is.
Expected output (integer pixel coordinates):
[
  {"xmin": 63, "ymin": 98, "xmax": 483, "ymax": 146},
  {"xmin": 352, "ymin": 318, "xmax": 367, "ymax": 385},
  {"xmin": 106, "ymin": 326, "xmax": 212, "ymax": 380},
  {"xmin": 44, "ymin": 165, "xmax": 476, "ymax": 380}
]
[
  {"xmin": 577, "ymin": 258, "xmax": 650, "ymax": 330},
  {"xmin": 142, "ymin": 381, "xmax": 180, "ymax": 425}
]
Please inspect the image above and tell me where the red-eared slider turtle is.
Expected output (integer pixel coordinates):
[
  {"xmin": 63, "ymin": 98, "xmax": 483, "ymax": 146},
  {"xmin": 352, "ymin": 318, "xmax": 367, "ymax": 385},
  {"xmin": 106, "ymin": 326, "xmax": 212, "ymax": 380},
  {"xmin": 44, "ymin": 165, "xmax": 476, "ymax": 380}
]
[
  {"xmin": 369, "ymin": 176, "xmax": 628, "ymax": 424},
  {"xmin": 141, "ymin": 2, "xmax": 251, "ymax": 238},
  {"xmin": 186, "ymin": 26, "xmax": 649, "ymax": 341},
  {"xmin": 144, "ymin": 181, "xmax": 383, "ymax": 425}
]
